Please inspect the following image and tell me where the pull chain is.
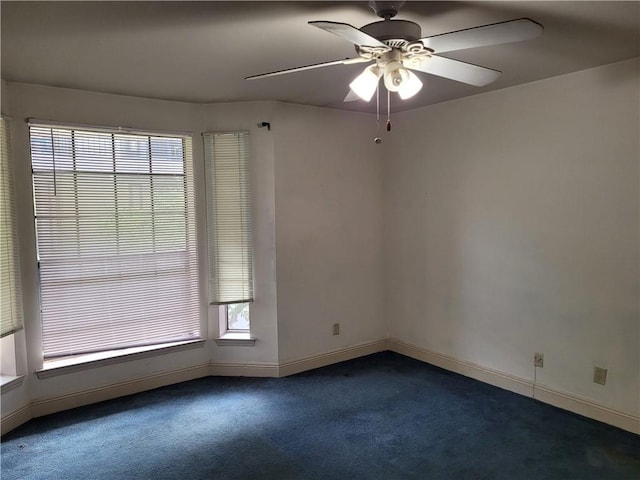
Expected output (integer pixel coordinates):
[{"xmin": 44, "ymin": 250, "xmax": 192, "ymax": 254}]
[
  {"xmin": 376, "ymin": 82, "xmax": 380, "ymax": 131},
  {"xmin": 386, "ymin": 89, "xmax": 391, "ymax": 132},
  {"xmin": 374, "ymin": 82, "xmax": 382, "ymax": 144}
]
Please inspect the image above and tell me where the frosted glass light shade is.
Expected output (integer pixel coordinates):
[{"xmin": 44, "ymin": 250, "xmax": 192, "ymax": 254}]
[
  {"xmin": 349, "ymin": 65, "xmax": 381, "ymax": 102},
  {"xmin": 398, "ymin": 70, "xmax": 423, "ymax": 99}
]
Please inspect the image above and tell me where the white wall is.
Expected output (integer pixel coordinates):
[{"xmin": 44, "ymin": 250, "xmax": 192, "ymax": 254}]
[
  {"xmin": 1, "ymin": 85, "xmax": 386, "ymax": 428},
  {"xmin": 1, "ymin": 84, "xmax": 284, "ymax": 422},
  {"xmin": 3, "ymin": 84, "xmax": 209, "ymax": 414},
  {"xmin": 2, "ymin": 81, "xmax": 33, "ymax": 419},
  {"xmin": 200, "ymin": 101, "xmax": 280, "ymax": 367},
  {"xmin": 273, "ymin": 103, "xmax": 386, "ymax": 363},
  {"xmin": 2, "ymin": 58, "xmax": 637, "ymax": 432},
  {"xmin": 385, "ymin": 58, "xmax": 639, "ymax": 417}
]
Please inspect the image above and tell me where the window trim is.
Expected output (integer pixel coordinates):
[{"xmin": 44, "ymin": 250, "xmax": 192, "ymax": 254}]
[
  {"xmin": 224, "ymin": 302, "xmax": 251, "ymax": 332},
  {"xmin": 36, "ymin": 338, "xmax": 206, "ymax": 379},
  {"xmin": 29, "ymin": 122, "xmax": 200, "ymax": 359},
  {"xmin": 0, "ymin": 375, "xmax": 25, "ymax": 394},
  {"xmin": 216, "ymin": 303, "xmax": 254, "ymax": 346},
  {"xmin": 1, "ymin": 116, "xmax": 24, "ymax": 339},
  {"xmin": 27, "ymin": 118, "xmax": 192, "ymax": 138},
  {"xmin": 214, "ymin": 335, "xmax": 255, "ymax": 347}
]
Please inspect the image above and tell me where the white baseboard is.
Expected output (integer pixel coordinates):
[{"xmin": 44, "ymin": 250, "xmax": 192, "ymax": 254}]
[
  {"xmin": 388, "ymin": 338, "xmax": 533, "ymax": 397},
  {"xmin": 388, "ymin": 337, "xmax": 639, "ymax": 435},
  {"xmin": 208, "ymin": 339, "xmax": 387, "ymax": 378},
  {"xmin": 533, "ymin": 384, "xmax": 640, "ymax": 435},
  {"xmin": 2, "ymin": 342, "xmax": 386, "ymax": 435},
  {"xmin": 30, "ymin": 363, "xmax": 210, "ymax": 419},
  {"xmin": 1, "ymin": 404, "xmax": 32, "ymax": 436},
  {"xmin": 278, "ymin": 339, "xmax": 388, "ymax": 377},
  {"xmin": 4, "ymin": 339, "xmax": 637, "ymax": 437}
]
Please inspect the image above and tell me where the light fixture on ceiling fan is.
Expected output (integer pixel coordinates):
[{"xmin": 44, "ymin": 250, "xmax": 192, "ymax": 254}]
[{"xmin": 246, "ymin": 1, "xmax": 543, "ymax": 103}]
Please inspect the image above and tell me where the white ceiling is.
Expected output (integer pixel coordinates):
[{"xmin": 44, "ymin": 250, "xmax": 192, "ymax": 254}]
[{"xmin": 2, "ymin": 1, "xmax": 638, "ymax": 113}]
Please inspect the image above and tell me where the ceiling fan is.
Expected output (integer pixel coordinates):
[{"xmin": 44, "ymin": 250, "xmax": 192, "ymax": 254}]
[{"xmin": 246, "ymin": 1, "xmax": 543, "ymax": 103}]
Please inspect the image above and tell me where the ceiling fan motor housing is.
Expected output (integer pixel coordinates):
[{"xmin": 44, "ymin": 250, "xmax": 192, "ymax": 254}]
[
  {"xmin": 246, "ymin": 8, "xmax": 542, "ymax": 92},
  {"xmin": 369, "ymin": 1, "xmax": 405, "ymax": 19},
  {"xmin": 360, "ymin": 19, "xmax": 422, "ymax": 48}
]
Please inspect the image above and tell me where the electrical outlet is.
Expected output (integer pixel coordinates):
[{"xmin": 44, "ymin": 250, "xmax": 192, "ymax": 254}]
[
  {"xmin": 593, "ymin": 366, "xmax": 607, "ymax": 385},
  {"xmin": 534, "ymin": 352, "xmax": 544, "ymax": 368},
  {"xmin": 332, "ymin": 323, "xmax": 340, "ymax": 336}
]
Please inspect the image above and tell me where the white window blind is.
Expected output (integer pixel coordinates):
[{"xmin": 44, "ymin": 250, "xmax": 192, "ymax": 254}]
[
  {"xmin": 1, "ymin": 117, "xmax": 24, "ymax": 338},
  {"xmin": 30, "ymin": 124, "xmax": 200, "ymax": 358},
  {"xmin": 203, "ymin": 132, "xmax": 253, "ymax": 304}
]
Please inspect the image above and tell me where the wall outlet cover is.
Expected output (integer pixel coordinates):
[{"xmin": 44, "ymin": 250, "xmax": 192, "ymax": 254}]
[
  {"xmin": 534, "ymin": 352, "xmax": 544, "ymax": 368},
  {"xmin": 593, "ymin": 366, "xmax": 607, "ymax": 385}
]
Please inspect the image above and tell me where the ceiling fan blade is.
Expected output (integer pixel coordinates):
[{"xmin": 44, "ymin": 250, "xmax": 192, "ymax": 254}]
[
  {"xmin": 409, "ymin": 55, "xmax": 501, "ymax": 86},
  {"xmin": 309, "ymin": 21, "xmax": 389, "ymax": 49},
  {"xmin": 344, "ymin": 90, "xmax": 361, "ymax": 102},
  {"xmin": 421, "ymin": 18, "xmax": 543, "ymax": 54},
  {"xmin": 245, "ymin": 57, "xmax": 369, "ymax": 80}
]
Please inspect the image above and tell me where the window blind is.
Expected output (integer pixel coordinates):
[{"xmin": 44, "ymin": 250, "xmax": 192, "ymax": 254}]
[
  {"xmin": 30, "ymin": 124, "xmax": 200, "ymax": 358},
  {"xmin": 203, "ymin": 132, "xmax": 253, "ymax": 304},
  {"xmin": 1, "ymin": 117, "xmax": 24, "ymax": 338}
]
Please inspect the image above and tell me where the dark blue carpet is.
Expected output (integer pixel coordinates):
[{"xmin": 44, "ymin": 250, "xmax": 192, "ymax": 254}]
[{"xmin": 2, "ymin": 352, "xmax": 639, "ymax": 479}]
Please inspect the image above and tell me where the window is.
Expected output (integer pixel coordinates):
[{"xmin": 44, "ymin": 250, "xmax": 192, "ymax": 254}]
[
  {"xmin": 30, "ymin": 123, "xmax": 200, "ymax": 359},
  {"xmin": 203, "ymin": 132, "xmax": 254, "ymax": 337},
  {"xmin": 223, "ymin": 302, "xmax": 250, "ymax": 333},
  {"xmin": 0, "ymin": 117, "xmax": 23, "ymax": 341}
]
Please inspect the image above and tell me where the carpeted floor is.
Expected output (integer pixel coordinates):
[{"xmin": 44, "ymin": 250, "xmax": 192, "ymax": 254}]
[{"xmin": 1, "ymin": 351, "xmax": 639, "ymax": 479}]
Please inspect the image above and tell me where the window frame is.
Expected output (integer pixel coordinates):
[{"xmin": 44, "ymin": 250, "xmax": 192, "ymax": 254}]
[
  {"xmin": 219, "ymin": 302, "xmax": 250, "ymax": 337},
  {"xmin": 216, "ymin": 303, "xmax": 253, "ymax": 345},
  {"xmin": 28, "ymin": 121, "xmax": 201, "ymax": 360},
  {"xmin": 0, "ymin": 116, "xmax": 24, "ymax": 340},
  {"xmin": 204, "ymin": 131, "xmax": 255, "ymax": 344}
]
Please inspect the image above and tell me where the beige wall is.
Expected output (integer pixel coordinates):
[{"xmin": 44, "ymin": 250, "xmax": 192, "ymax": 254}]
[
  {"xmin": 273, "ymin": 103, "xmax": 386, "ymax": 363},
  {"xmin": 3, "ymin": 84, "xmax": 213, "ymax": 417},
  {"xmin": 2, "ymin": 57, "xmax": 638, "ymax": 431},
  {"xmin": 1, "ymin": 84, "xmax": 386, "ymax": 424},
  {"xmin": 200, "ymin": 101, "xmax": 280, "ymax": 367},
  {"xmin": 384, "ymin": 58, "xmax": 639, "ymax": 416}
]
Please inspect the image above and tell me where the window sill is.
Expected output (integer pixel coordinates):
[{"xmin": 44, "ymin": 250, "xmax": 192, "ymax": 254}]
[
  {"xmin": 1, "ymin": 375, "xmax": 24, "ymax": 394},
  {"xmin": 36, "ymin": 339, "xmax": 206, "ymax": 379},
  {"xmin": 215, "ymin": 333, "xmax": 255, "ymax": 346}
]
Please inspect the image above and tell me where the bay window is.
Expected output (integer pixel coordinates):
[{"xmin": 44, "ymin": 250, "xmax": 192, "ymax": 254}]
[
  {"xmin": 203, "ymin": 132, "xmax": 253, "ymax": 337},
  {"xmin": 30, "ymin": 123, "xmax": 200, "ymax": 359}
]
